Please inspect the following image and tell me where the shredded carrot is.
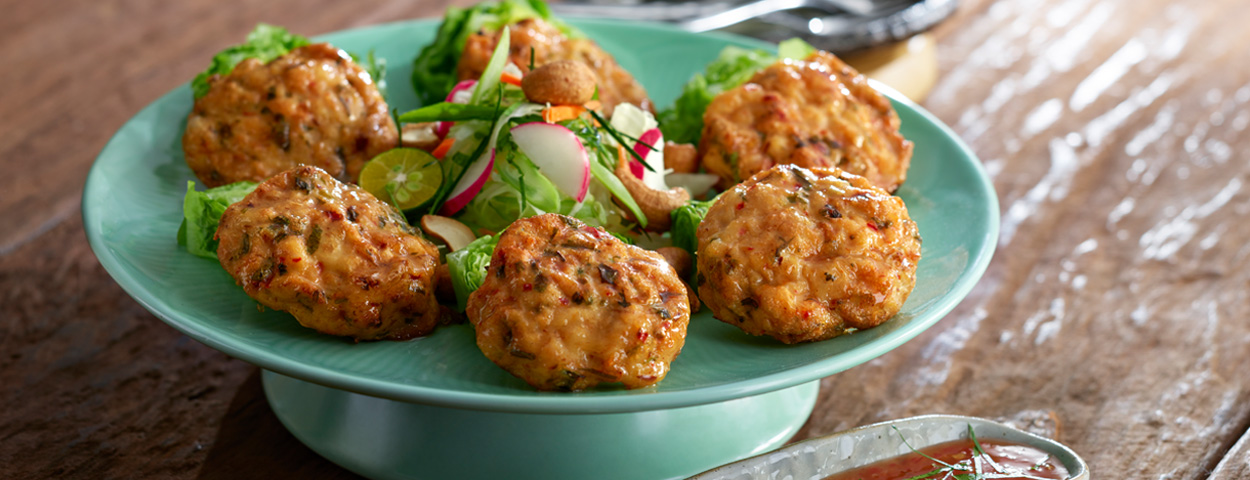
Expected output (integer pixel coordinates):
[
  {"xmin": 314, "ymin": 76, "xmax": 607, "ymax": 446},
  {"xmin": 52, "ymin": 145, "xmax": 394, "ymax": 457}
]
[
  {"xmin": 500, "ymin": 72, "xmax": 523, "ymax": 87},
  {"xmin": 431, "ymin": 137, "xmax": 455, "ymax": 160},
  {"xmin": 542, "ymin": 105, "xmax": 586, "ymax": 124},
  {"xmin": 583, "ymin": 100, "xmax": 601, "ymax": 111},
  {"xmin": 616, "ymin": 144, "xmax": 629, "ymax": 166}
]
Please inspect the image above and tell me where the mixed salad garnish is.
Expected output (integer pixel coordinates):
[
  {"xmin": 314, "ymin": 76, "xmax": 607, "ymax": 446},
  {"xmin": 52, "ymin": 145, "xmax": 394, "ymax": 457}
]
[
  {"xmin": 175, "ymin": 0, "xmax": 915, "ymax": 368},
  {"xmin": 393, "ymin": 26, "xmax": 706, "ymax": 307}
]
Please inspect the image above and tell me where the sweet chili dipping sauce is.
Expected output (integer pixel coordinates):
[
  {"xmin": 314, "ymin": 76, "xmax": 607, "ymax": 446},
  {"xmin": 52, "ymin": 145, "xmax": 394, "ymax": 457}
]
[{"xmin": 823, "ymin": 438, "xmax": 1070, "ymax": 480}]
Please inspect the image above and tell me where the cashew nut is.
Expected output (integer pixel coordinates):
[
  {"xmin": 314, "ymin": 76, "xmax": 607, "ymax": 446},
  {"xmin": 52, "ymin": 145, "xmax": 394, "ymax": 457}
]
[
  {"xmin": 663, "ymin": 141, "xmax": 699, "ymax": 174},
  {"xmin": 400, "ymin": 122, "xmax": 440, "ymax": 150},
  {"xmin": 614, "ymin": 145, "xmax": 690, "ymax": 231},
  {"xmin": 421, "ymin": 215, "xmax": 476, "ymax": 252}
]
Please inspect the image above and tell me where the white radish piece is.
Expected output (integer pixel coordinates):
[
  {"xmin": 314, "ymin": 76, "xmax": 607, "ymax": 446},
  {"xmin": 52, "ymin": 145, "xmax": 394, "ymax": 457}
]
[
  {"xmin": 435, "ymin": 80, "xmax": 479, "ymax": 138},
  {"xmin": 447, "ymin": 80, "xmax": 477, "ymax": 103},
  {"xmin": 502, "ymin": 62, "xmax": 524, "ymax": 80},
  {"xmin": 609, "ymin": 104, "xmax": 668, "ymax": 190},
  {"xmin": 665, "ymin": 173, "xmax": 720, "ymax": 198},
  {"xmin": 440, "ymin": 148, "xmax": 495, "ymax": 215},
  {"xmin": 510, "ymin": 122, "xmax": 591, "ymax": 202}
]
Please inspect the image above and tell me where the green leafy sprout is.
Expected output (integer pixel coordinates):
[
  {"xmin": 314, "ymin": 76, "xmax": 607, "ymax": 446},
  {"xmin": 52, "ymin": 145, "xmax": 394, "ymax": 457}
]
[{"xmin": 889, "ymin": 424, "xmax": 1064, "ymax": 480}]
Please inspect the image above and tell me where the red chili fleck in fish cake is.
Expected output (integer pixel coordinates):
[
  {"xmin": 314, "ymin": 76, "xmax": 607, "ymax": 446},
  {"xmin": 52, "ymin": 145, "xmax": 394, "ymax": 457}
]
[
  {"xmin": 215, "ymin": 166, "xmax": 440, "ymax": 341},
  {"xmin": 457, "ymin": 18, "xmax": 653, "ymax": 115},
  {"xmin": 467, "ymin": 214, "xmax": 690, "ymax": 391},
  {"xmin": 184, "ymin": 43, "xmax": 397, "ymax": 187},
  {"xmin": 699, "ymin": 51, "xmax": 912, "ymax": 192},
  {"xmin": 696, "ymin": 165, "xmax": 921, "ymax": 344}
]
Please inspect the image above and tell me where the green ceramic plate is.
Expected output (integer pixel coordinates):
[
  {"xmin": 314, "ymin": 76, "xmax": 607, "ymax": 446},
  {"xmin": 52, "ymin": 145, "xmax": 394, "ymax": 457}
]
[{"xmin": 83, "ymin": 19, "xmax": 997, "ymax": 415}]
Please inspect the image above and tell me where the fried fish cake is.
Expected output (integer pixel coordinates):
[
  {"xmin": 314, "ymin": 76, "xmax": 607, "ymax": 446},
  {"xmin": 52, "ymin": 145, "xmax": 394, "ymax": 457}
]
[
  {"xmin": 457, "ymin": 18, "xmax": 653, "ymax": 115},
  {"xmin": 216, "ymin": 166, "xmax": 440, "ymax": 341},
  {"xmin": 467, "ymin": 214, "xmax": 690, "ymax": 391},
  {"xmin": 184, "ymin": 44, "xmax": 397, "ymax": 187},
  {"xmin": 699, "ymin": 51, "xmax": 912, "ymax": 192},
  {"xmin": 696, "ymin": 165, "xmax": 921, "ymax": 344}
]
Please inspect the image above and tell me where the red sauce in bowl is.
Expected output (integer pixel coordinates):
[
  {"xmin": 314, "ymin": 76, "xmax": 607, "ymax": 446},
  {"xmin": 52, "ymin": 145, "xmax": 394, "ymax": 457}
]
[{"xmin": 823, "ymin": 439, "xmax": 1070, "ymax": 480}]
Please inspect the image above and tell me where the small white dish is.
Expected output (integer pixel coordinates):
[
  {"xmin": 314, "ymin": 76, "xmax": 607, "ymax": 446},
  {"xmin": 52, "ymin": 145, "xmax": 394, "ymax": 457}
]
[{"xmin": 689, "ymin": 414, "xmax": 1089, "ymax": 480}]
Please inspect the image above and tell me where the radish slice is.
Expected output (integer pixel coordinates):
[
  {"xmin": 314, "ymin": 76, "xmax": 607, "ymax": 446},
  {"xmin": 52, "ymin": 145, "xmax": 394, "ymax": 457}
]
[
  {"xmin": 665, "ymin": 173, "xmax": 720, "ymax": 198},
  {"xmin": 435, "ymin": 80, "xmax": 479, "ymax": 139},
  {"xmin": 609, "ymin": 104, "xmax": 668, "ymax": 190},
  {"xmin": 632, "ymin": 128, "xmax": 663, "ymax": 163},
  {"xmin": 441, "ymin": 103, "xmax": 543, "ymax": 214},
  {"xmin": 510, "ymin": 122, "xmax": 591, "ymax": 202},
  {"xmin": 447, "ymin": 80, "xmax": 477, "ymax": 103},
  {"xmin": 629, "ymin": 127, "xmax": 664, "ymax": 181},
  {"xmin": 440, "ymin": 148, "xmax": 495, "ymax": 215},
  {"xmin": 629, "ymin": 159, "xmax": 645, "ymax": 180}
]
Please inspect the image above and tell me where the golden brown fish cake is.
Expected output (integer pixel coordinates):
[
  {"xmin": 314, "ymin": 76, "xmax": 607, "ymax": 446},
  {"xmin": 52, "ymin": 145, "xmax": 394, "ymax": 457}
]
[
  {"xmin": 696, "ymin": 165, "xmax": 921, "ymax": 344},
  {"xmin": 467, "ymin": 214, "xmax": 690, "ymax": 391},
  {"xmin": 457, "ymin": 18, "xmax": 653, "ymax": 115},
  {"xmin": 216, "ymin": 166, "xmax": 440, "ymax": 341},
  {"xmin": 699, "ymin": 51, "xmax": 912, "ymax": 192},
  {"xmin": 184, "ymin": 43, "xmax": 397, "ymax": 187}
]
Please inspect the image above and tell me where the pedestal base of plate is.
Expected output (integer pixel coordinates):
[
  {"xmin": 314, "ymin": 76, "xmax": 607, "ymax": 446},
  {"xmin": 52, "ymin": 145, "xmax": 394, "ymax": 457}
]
[{"xmin": 262, "ymin": 370, "xmax": 819, "ymax": 480}]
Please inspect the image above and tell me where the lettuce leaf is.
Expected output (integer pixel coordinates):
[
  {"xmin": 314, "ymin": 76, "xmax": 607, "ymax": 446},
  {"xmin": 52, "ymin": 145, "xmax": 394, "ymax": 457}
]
[
  {"xmin": 177, "ymin": 181, "xmax": 258, "ymax": 259},
  {"xmin": 777, "ymin": 38, "xmax": 817, "ymax": 61},
  {"xmin": 670, "ymin": 198, "xmax": 714, "ymax": 255},
  {"xmin": 657, "ymin": 38, "xmax": 817, "ymax": 145},
  {"xmin": 411, "ymin": 0, "xmax": 577, "ymax": 106},
  {"xmin": 669, "ymin": 197, "xmax": 716, "ymax": 285},
  {"xmin": 191, "ymin": 24, "xmax": 310, "ymax": 99},
  {"xmin": 447, "ymin": 233, "xmax": 500, "ymax": 311}
]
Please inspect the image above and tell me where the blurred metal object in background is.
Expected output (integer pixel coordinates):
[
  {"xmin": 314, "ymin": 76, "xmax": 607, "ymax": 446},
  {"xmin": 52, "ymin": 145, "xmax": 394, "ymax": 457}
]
[{"xmin": 551, "ymin": 0, "xmax": 957, "ymax": 53}]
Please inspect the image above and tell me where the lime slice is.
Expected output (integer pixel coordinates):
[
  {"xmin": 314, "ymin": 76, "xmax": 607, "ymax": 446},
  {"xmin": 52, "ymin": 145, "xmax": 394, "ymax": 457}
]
[{"xmin": 359, "ymin": 148, "xmax": 444, "ymax": 211}]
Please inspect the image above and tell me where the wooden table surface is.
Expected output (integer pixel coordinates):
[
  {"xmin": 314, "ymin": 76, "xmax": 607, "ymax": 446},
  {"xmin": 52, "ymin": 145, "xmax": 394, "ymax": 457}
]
[{"xmin": 4, "ymin": 0, "xmax": 1249, "ymax": 477}]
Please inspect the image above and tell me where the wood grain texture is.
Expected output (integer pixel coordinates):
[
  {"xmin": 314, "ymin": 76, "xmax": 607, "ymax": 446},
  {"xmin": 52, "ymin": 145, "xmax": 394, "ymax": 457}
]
[{"xmin": 2, "ymin": 0, "xmax": 1248, "ymax": 478}]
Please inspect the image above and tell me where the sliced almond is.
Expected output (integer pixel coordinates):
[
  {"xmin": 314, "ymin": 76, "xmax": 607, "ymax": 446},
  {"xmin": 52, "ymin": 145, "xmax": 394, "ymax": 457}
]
[{"xmin": 421, "ymin": 215, "xmax": 477, "ymax": 252}]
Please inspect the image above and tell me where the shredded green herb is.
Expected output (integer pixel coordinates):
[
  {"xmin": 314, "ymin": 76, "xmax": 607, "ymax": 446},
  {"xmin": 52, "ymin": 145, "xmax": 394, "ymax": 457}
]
[
  {"xmin": 586, "ymin": 109, "xmax": 654, "ymax": 172},
  {"xmin": 191, "ymin": 24, "xmax": 310, "ymax": 99},
  {"xmin": 889, "ymin": 425, "xmax": 1061, "ymax": 480}
]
